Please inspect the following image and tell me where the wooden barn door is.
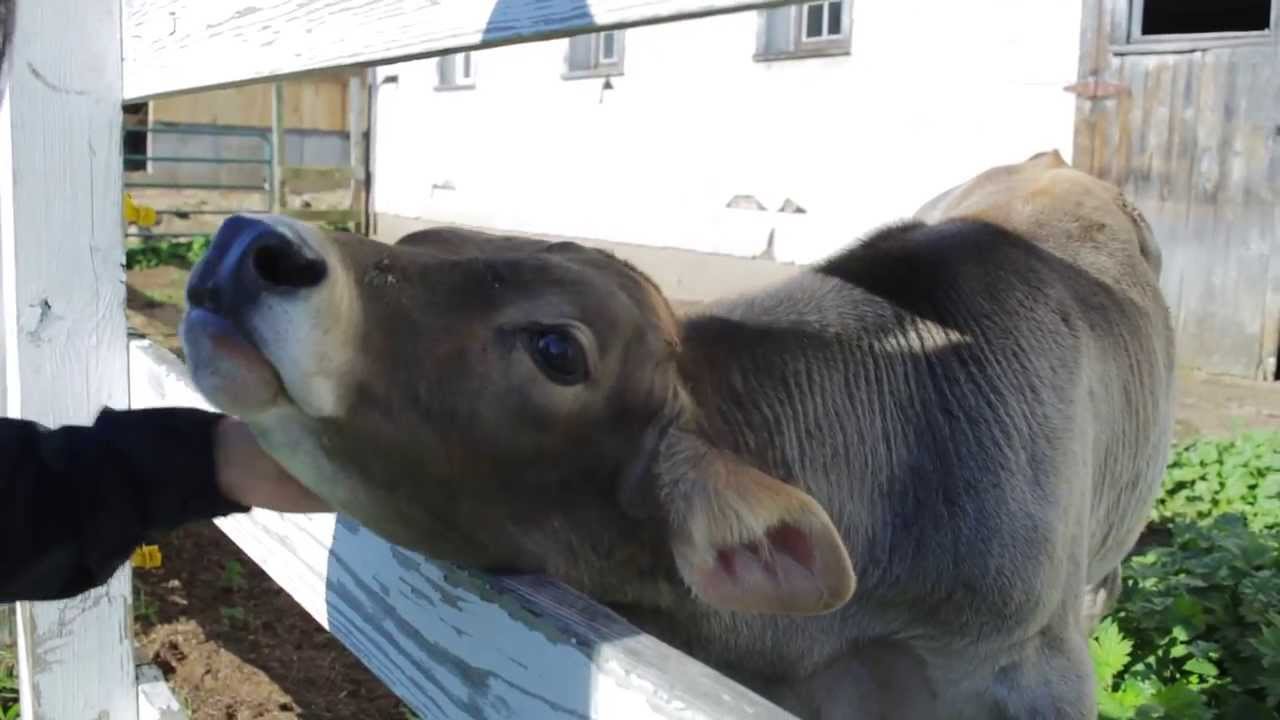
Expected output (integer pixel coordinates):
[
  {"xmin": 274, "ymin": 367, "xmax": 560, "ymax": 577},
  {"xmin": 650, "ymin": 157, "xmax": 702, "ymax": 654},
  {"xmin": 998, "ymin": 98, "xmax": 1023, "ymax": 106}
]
[{"xmin": 1072, "ymin": 0, "xmax": 1280, "ymax": 380}]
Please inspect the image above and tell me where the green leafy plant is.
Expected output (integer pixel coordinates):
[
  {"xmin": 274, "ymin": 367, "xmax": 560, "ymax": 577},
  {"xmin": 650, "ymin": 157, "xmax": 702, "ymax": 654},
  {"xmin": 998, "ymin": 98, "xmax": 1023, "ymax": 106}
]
[
  {"xmin": 220, "ymin": 606, "xmax": 247, "ymax": 628},
  {"xmin": 219, "ymin": 559, "xmax": 247, "ymax": 592},
  {"xmin": 125, "ymin": 235, "xmax": 212, "ymax": 271},
  {"xmin": 1155, "ymin": 432, "xmax": 1280, "ymax": 532},
  {"xmin": 1093, "ymin": 516, "xmax": 1280, "ymax": 718},
  {"xmin": 0, "ymin": 646, "xmax": 19, "ymax": 720},
  {"xmin": 134, "ymin": 586, "xmax": 160, "ymax": 625},
  {"xmin": 1092, "ymin": 430, "xmax": 1280, "ymax": 719}
]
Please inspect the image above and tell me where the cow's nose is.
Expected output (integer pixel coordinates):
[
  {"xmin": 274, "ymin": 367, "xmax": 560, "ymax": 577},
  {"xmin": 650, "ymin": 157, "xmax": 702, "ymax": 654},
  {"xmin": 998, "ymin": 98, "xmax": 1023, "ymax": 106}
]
[{"xmin": 187, "ymin": 215, "xmax": 327, "ymax": 318}]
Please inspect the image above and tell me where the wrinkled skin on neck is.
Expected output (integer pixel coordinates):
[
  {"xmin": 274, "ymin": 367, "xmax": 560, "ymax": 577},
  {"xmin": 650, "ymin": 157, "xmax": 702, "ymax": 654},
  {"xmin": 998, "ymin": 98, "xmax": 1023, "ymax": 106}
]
[{"xmin": 180, "ymin": 219, "xmax": 856, "ymax": 645}]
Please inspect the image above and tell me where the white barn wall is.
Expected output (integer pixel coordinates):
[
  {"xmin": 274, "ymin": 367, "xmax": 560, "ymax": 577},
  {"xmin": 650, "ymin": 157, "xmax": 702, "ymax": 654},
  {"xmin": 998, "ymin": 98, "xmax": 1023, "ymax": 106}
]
[{"xmin": 371, "ymin": 0, "xmax": 1082, "ymax": 265}]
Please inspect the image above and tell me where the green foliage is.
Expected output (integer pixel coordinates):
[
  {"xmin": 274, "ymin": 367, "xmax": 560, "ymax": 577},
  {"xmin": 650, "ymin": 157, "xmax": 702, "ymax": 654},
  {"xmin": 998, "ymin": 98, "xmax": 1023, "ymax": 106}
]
[
  {"xmin": 1092, "ymin": 431, "xmax": 1280, "ymax": 719},
  {"xmin": 220, "ymin": 606, "xmax": 247, "ymax": 628},
  {"xmin": 0, "ymin": 646, "xmax": 18, "ymax": 720},
  {"xmin": 219, "ymin": 559, "xmax": 247, "ymax": 592},
  {"xmin": 126, "ymin": 235, "xmax": 211, "ymax": 271},
  {"xmin": 134, "ymin": 585, "xmax": 160, "ymax": 625},
  {"xmin": 1155, "ymin": 433, "xmax": 1280, "ymax": 532}
]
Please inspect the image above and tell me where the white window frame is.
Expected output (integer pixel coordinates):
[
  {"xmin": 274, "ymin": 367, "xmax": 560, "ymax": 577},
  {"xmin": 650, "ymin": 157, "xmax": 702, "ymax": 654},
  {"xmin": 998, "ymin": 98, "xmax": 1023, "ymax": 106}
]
[
  {"xmin": 1117, "ymin": 0, "xmax": 1275, "ymax": 53},
  {"xmin": 435, "ymin": 50, "xmax": 476, "ymax": 91},
  {"xmin": 800, "ymin": 1, "xmax": 844, "ymax": 42},
  {"xmin": 755, "ymin": 0, "xmax": 852, "ymax": 62},
  {"xmin": 564, "ymin": 30, "xmax": 625, "ymax": 79}
]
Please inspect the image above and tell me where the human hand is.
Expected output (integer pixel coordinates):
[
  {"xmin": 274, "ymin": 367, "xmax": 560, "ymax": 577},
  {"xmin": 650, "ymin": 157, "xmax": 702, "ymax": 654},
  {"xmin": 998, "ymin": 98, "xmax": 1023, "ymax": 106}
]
[{"xmin": 214, "ymin": 417, "xmax": 332, "ymax": 512}]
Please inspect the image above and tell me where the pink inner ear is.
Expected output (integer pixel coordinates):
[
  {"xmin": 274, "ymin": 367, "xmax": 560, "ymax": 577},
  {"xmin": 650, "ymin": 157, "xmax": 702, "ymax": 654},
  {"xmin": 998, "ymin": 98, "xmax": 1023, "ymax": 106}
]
[
  {"xmin": 767, "ymin": 523, "xmax": 816, "ymax": 569},
  {"xmin": 713, "ymin": 522, "xmax": 817, "ymax": 581}
]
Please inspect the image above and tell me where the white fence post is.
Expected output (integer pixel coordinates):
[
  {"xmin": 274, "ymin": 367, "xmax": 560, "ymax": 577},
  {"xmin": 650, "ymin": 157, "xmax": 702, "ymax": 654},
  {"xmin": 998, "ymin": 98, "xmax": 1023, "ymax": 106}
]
[{"xmin": 0, "ymin": 0, "xmax": 135, "ymax": 717}]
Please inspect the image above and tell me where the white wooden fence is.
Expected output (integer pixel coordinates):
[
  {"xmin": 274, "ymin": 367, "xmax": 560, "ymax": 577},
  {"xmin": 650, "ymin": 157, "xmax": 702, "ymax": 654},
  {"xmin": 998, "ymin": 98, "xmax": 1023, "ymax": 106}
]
[{"xmin": 0, "ymin": 1, "xmax": 804, "ymax": 718}]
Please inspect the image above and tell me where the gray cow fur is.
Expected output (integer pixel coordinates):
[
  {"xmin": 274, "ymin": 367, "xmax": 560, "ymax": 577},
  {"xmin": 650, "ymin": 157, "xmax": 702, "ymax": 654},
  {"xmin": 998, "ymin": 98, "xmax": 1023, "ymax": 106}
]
[
  {"xmin": 180, "ymin": 150, "xmax": 1175, "ymax": 719},
  {"xmin": 651, "ymin": 151, "xmax": 1175, "ymax": 718}
]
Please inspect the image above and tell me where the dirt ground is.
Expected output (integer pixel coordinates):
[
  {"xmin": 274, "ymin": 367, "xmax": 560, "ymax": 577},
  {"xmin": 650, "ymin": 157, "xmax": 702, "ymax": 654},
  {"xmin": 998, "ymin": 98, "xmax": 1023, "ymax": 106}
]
[
  {"xmin": 132, "ymin": 524, "xmax": 410, "ymax": 720},
  {"xmin": 1171, "ymin": 368, "xmax": 1280, "ymax": 440},
  {"xmin": 122, "ymin": 238, "xmax": 1280, "ymax": 718}
]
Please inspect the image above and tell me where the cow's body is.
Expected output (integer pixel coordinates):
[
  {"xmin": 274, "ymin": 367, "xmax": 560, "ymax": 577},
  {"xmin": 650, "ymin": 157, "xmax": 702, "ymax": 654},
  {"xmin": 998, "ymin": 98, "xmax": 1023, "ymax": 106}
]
[
  {"xmin": 180, "ymin": 150, "xmax": 1174, "ymax": 719},
  {"xmin": 655, "ymin": 152, "xmax": 1174, "ymax": 718}
]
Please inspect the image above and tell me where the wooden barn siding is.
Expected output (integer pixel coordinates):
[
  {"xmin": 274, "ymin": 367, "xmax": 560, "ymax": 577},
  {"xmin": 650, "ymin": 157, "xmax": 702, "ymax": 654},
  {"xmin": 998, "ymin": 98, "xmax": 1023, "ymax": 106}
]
[
  {"xmin": 1074, "ymin": 6, "xmax": 1280, "ymax": 379},
  {"xmin": 150, "ymin": 72, "xmax": 352, "ymax": 132}
]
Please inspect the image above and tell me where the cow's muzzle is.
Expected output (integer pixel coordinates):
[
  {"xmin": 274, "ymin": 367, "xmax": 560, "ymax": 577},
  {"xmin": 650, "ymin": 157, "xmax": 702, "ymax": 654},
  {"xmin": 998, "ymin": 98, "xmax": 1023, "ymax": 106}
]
[
  {"xmin": 187, "ymin": 214, "xmax": 327, "ymax": 321},
  {"xmin": 182, "ymin": 213, "xmax": 344, "ymax": 419}
]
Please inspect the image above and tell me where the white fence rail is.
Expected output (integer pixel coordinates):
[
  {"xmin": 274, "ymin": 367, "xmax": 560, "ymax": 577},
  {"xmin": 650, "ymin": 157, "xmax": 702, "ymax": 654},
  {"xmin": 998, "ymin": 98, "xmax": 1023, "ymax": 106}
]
[
  {"xmin": 128, "ymin": 338, "xmax": 795, "ymax": 719},
  {"xmin": 2, "ymin": 1, "xmax": 809, "ymax": 717},
  {"xmin": 123, "ymin": 0, "xmax": 795, "ymax": 101}
]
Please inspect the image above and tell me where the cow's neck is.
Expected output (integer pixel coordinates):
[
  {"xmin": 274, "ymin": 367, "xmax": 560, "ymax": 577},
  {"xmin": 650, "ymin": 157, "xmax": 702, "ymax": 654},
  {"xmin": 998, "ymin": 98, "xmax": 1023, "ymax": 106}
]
[
  {"xmin": 645, "ymin": 276, "xmax": 961, "ymax": 683},
  {"xmin": 675, "ymin": 277, "xmax": 933, "ymax": 510}
]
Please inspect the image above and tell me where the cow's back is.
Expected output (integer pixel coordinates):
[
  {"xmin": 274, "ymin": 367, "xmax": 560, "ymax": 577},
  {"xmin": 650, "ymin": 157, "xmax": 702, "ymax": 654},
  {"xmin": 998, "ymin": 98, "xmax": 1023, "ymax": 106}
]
[{"xmin": 915, "ymin": 150, "xmax": 1176, "ymax": 581}]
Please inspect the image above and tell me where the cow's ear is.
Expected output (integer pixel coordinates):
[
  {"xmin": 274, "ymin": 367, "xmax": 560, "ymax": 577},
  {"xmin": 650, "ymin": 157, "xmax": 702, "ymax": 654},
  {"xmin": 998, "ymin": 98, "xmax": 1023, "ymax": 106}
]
[{"xmin": 659, "ymin": 430, "xmax": 855, "ymax": 615}]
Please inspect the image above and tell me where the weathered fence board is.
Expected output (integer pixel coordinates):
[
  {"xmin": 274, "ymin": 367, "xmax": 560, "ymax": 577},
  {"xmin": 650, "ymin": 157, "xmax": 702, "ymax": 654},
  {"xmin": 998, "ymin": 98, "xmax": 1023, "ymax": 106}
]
[
  {"xmin": 1073, "ymin": 0, "xmax": 1280, "ymax": 379},
  {"xmin": 128, "ymin": 338, "xmax": 796, "ymax": 720},
  {"xmin": 0, "ymin": 0, "xmax": 135, "ymax": 717},
  {"xmin": 0, "ymin": 604, "xmax": 13, "ymax": 648},
  {"xmin": 122, "ymin": 0, "xmax": 796, "ymax": 101}
]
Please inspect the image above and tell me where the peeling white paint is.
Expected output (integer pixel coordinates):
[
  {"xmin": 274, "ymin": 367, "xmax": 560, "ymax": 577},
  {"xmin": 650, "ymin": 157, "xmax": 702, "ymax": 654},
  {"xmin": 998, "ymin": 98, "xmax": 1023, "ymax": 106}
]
[{"xmin": 137, "ymin": 663, "xmax": 188, "ymax": 720}]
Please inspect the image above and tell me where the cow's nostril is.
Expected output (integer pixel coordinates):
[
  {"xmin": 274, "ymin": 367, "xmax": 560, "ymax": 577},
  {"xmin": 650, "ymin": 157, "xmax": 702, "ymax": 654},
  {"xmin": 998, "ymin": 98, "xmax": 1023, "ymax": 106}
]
[
  {"xmin": 187, "ymin": 283, "xmax": 221, "ymax": 312},
  {"xmin": 251, "ymin": 239, "xmax": 326, "ymax": 289}
]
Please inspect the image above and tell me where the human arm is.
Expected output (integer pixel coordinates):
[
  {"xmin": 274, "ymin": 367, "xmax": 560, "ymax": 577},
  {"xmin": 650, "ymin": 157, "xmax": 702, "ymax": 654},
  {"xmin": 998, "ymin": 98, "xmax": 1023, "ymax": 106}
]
[{"xmin": 0, "ymin": 407, "xmax": 327, "ymax": 602}]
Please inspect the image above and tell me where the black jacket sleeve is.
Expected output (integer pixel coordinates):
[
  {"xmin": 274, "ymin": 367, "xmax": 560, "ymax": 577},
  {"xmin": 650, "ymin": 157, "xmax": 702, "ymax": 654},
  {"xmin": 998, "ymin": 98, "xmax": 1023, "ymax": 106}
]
[{"xmin": 0, "ymin": 407, "xmax": 249, "ymax": 602}]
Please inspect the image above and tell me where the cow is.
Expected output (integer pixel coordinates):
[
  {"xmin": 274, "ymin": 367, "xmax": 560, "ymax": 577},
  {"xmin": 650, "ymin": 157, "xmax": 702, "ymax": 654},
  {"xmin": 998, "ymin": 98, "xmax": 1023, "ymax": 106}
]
[{"xmin": 179, "ymin": 149, "xmax": 1175, "ymax": 719}]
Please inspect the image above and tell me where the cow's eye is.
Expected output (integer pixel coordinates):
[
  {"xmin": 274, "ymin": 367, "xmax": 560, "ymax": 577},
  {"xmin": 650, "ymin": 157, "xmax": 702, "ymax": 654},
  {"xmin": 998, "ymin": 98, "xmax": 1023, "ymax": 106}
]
[{"xmin": 528, "ymin": 328, "xmax": 588, "ymax": 385}]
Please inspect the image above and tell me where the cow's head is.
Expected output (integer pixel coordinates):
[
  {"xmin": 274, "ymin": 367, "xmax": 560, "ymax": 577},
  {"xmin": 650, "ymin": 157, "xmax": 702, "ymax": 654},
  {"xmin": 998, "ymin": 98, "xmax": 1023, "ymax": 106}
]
[{"xmin": 181, "ymin": 215, "xmax": 855, "ymax": 616}]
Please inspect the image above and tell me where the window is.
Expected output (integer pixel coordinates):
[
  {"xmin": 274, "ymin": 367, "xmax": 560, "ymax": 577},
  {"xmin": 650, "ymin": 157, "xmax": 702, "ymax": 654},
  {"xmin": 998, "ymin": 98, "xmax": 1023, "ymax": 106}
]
[
  {"xmin": 564, "ymin": 31, "xmax": 624, "ymax": 79},
  {"xmin": 1128, "ymin": 0, "xmax": 1272, "ymax": 45},
  {"xmin": 122, "ymin": 102, "xmax": 149, "ymax": 172},
  {"xmin": 756, "ymin": 0, "xmax": 852, "ymax": 61},
  {"xmin": 436, "ymin": 51, "xmax": 475, "ymax": 90},
  {"xmin": 802, "ymin": 1, "xmax": 845, "ymax": 40}
]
